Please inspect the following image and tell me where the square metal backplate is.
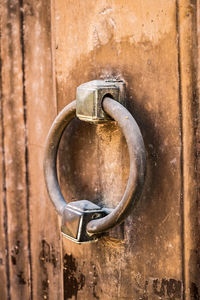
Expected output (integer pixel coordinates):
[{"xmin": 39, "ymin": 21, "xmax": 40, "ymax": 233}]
[{"xmin": 76, "ymin": 79, "xmax": 126, "ymax": 123}]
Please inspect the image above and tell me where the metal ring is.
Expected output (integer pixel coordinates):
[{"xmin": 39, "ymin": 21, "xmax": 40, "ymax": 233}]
[{"xmin": 43, "ymin": 97, "xmax": 146, "ymax": 235}]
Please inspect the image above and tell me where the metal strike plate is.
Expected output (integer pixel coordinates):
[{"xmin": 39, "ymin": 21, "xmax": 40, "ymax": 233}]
[
  {"xmin": 76, "ymin": 79, "xmax": 126, "ymax": 123},
  {"xmin": 61, "ymin": 200, "xmax": 107, "ymax": 243}
]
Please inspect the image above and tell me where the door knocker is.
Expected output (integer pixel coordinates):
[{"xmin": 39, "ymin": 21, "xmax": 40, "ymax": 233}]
[{"xmin": 43, "ymin": 80, "xmax": 146, "ymax": 243}]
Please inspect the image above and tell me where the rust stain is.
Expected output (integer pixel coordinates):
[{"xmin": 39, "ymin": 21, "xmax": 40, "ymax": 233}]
[
  {"xmin": 63, "ymin": 253, "xmax": 85, "ymax": 300},
  {"xmin": 10, "ymin": 241, "xmax": 27, "ymax": 286},
  {"xmin": 190, "ymin": 282, "xmax": 200, "ymax": 299},
  {"xmin": 39, "ymin": 239, "xmax": 59, "ymax": 299},
  {"xmin": 152, "ymin": 278, "xmax": 182, "ymax": 299},
  {"xmin": 133, "ymin": 277, "xmax": 182, "ymax": 299},
  {"xmin": 88, "ymin": 262, "xmax": 99, "ymax": 300},
  {"xmin": 11, "ymin": 240, "xmax": 20, "ymax": 266}
]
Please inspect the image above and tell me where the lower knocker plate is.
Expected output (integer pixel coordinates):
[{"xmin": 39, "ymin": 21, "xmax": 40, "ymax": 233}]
[{"xmin": 61, "ymin": 200, "xmax": 107, "ymax": 243}]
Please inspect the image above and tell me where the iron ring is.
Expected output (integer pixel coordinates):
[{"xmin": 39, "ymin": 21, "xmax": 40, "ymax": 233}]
[{"xmin": 43, "ymin": 97, "xmax": 146, "ymax": 235}]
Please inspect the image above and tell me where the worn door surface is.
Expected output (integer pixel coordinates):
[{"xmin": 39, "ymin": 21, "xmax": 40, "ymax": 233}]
[
  {"xmin": 1, "ymin": 0, "xmax": 200, "ymax": 300},
  {"xmin": 53, "ymin": 1, "xmax": 200, "ymax": 299}
]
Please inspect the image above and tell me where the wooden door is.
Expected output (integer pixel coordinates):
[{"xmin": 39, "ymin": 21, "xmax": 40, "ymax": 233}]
[{"xmin": 1, "ymin": 1, "xmax": 200, "ymax": 300}]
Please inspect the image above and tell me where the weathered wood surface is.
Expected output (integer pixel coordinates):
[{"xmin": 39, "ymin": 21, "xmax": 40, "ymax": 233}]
[
  {"xmin": 23, "ymin": 0, "xmax": 63, "ymax": 299},
  {"xmin": 53, "ymin": 1, "xmax": 186, "ymax": 299},
  {"xmin": 0, "ymin": 23, "xmax": 8, "ymax": 298},
  {"xmin": 0, "ymin": 0, "xmax": 200, "ymax": 299},
  {"xmin": 0, "ymin": 0, "xmax": 63, "ymax": 299},
  {"xmin": 23, "ymin": 0, "xmax": 63, "ymax": 298},
  {"xmin": 177, "ymin": 1, "xmax": 200, "ymax": 299},
  {"xmin": 0, "ymin": 0, "xmax": 31, "ymax": 299}
]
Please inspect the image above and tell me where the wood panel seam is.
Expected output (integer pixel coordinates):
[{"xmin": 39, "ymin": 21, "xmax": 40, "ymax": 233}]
[
  {"xmin": 19, "ymin": 0, "xmax": 33, "ymax": 298},
  {"xmin": 176, "ymin": 0, "xmax": 199, "ymax": 299},
  {"xmin": 0, "ymin": 10, "xmax": 11, "ymax": 299},
  {"xmin": 175, "ymin": 2, "xmax": 185, "ymax": 299}
]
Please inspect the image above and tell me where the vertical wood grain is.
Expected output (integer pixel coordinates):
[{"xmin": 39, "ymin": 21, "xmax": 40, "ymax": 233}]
[
  {"xmin": 197, "ymin": 3, "xmax": 200, "ymax": 300},
  {"xmin": 176, "ymin": 1, "xmax": 200, "ymax": 299},
  {"xmin": 0, "ymin": 0, "xmax": 31, "ymax": 299},
  {"xmin": 0, "ymin": 10, "xmax": 9, "ymax": 297},
  {"xmin": 22, "ymin": 0, "xmax": 63, "ymax": 299}
]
